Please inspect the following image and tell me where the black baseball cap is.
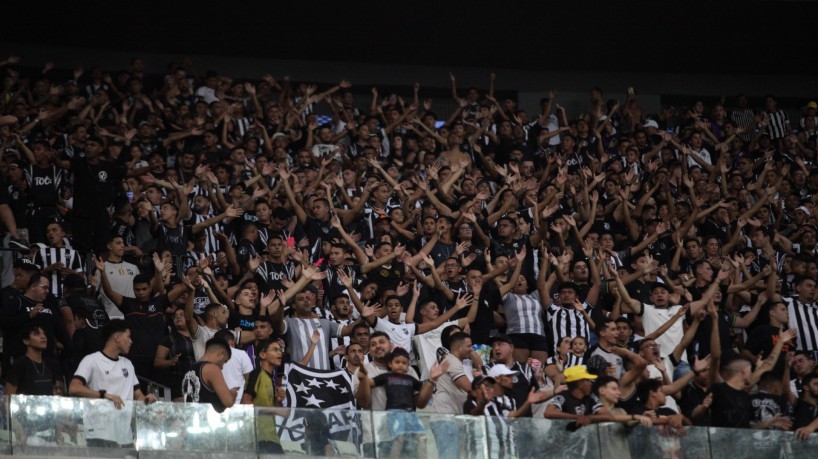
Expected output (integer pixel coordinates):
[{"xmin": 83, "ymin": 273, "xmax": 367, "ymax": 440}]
[
  {"xmin": 471, "ymin": 375, "xmax": 497, "ymax": 390},
  {"xmin": 488, "ymin": 334, "xmax": 514, "ymax": 346},
  {"xmin": 14, "ymin": 258, "xmax": 40, "ymax": 271}
]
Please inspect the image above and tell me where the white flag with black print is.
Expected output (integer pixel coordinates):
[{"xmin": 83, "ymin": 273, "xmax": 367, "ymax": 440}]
[{"xmin": 277, "ymin": 362, "xmax": 361, "ymax": 452}]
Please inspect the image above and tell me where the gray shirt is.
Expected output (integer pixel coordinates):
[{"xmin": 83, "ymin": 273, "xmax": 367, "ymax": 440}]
[
  {"xmin": 427, "ymin": 353, "xmax": 468, "ymax": 415},
  {"xmin": 283, "ymin": 317, "xmax": 340, "ymax": 371}
]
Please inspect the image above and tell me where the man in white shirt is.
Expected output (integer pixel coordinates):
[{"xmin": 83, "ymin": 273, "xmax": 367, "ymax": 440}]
[
  {"xmin": 613, "ymin": 268, "xmax": 726, "ymax": 379},
  {"xmin": 96, "ymin": 235, "xmax": 139, "ymax": 320},
  {"xmin": 195, "ymin": 72, "xmax": 220, "ymax": 104},
  {"xmin": 215, "ymin": 329, "xmax": 253, "ymax": 403},
  {"xmin": 183, "ymin": 279, "xmax": 250, "ymax": 359},
  {"xmin": 684, "ymin": 132, "xmax": 712, "ymax": 170},
  {"xmin": 69, "ymin": 320, "xmax": 156, "ymax": 446}
]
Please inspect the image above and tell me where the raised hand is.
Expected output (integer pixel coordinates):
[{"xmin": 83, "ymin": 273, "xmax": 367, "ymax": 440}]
[
  {"xmin": 182, "ymin": 276, "xmax": 196, "ymax": 291},
  {"xmin": 780, "ymin": 328, "xmax": 798, "ymax": 344},
  {"xmin": 461, "ymin": 251, "xmax": 477, "ymax": 267},
  {"xmin": 429, "ymin": 359, "xmax": 450, "ymax": 381},
  {"xmin": 152, "ymin": 252, "xmax": 164, "ymax": 273},
  {"xmin": 527, "ymin": 387, "xmax": 551, "ymax": 405},
  {"xmin": 714, "ymin": 262, "xmax": 731, "ymax": 282},
  {"xmin": 93, "ymin": 256, "xmax": 106, "ymax": 272},
  {"xmin": 330, "ymin": 214, "xmax": 342, "ymax": 229},
  {"xmin": 421, "ymin": 252, "xmax": 435, "ymax": 268},
  {"xmin": 393, "ymin": 243, "xmax": 406, "ymax": 257},
  {"xmin": 693, "ymin": 355, "xmax": 711, "ymax": 374},
  {"xmin": 225, "ymin": 206, "xmax": 244, "ymax": 218},
  {"xmin": 361, "ymin": 302, "xmax": 382, "ymax": 318},
  {"xmin": 515, "ymin": 245, "xmax": 527, "ymax": 263},
  {"xmin": 247, "ymin": 255, "xmax": 261, "ymax": 272},
  {"xmin": 336, "ymin": 268, "xmax": 353, "ymax": 288},
  {"xmin": 455, "ymin": 292, "xmax": 474, "ymax": 310}
]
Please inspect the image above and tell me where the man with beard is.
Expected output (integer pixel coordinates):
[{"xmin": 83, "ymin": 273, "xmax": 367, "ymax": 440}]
[{"xmin": 359, "ymin": 331, "xmax": 419, "ymax": 410}]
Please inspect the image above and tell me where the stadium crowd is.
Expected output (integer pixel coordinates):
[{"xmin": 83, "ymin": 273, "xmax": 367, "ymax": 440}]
[{"xmin": 1, "ymin": 53, "xmax": 818, "ymax": 453}]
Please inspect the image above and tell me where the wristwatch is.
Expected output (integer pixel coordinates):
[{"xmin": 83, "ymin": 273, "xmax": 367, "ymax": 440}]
[{"xmin": 99, "ymin": 390, "xmax": 107, "ymax": 399}]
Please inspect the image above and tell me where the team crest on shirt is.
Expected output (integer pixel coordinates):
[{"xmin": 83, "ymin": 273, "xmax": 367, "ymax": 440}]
[
  {"xmin": 380, "ymin": 269, "xmax": 389, "ymax": 277},
  {"xmin": 147, "ymin": 304, "xmax": 156, "ymax": 313},
  {"xmin": 98, "ymin": 171, "xmax": 108, "ymax": 182},
  {"xmin": 122, "ymin": 368, "xmax": 129, "ymax": 378}
]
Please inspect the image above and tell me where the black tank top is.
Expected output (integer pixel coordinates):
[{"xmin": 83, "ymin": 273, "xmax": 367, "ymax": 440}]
[{"xmin": 182, "ymin": 361, "xmax": 226, "ymax": 413}]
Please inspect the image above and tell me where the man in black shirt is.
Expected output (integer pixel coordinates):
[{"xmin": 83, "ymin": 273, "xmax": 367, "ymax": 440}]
[
  {"xmin": 0, "ymin": 272, "xmax": 70, "ymax": 381},
  {"xmin": 153, "ymin": 201, "xmax": 241, "ymax": 258},
  {"xmin": 749, "ymin": 372, "xmax": 792, "ymax": 430},
  {"xmin": 631, "ymin": 379, "xmax": 688, "ymax": 430},
  {"xmin": 69, "ymin": 136, "xmax": 127, "ymax": 256},
  {"xmin": 544, "ymin": 365, "xmax": 597, "ymax": 424},
  {"xmin": 255, "ymin": 233, "xmax": 296, "ymax": 294},
  {"xmin": 278, "ymin": 166, "xmax": 342, "ymax": 262},
  {"xmin": 17, "ymin": 139, "xmax": 63, "ymax": 245},
  {"xmin": 791, "ymin": 352, "xmax": 817, "ymax": 399},
  {"xmin": 744, "ymin": 301, "xmax": 794, "ymax": 376},
  {"xmin": 4, "ymin": 324, "xmax": 60, "ymax": 395},
  {"xmin": 95, "ymin": 255, "xmax": 186, "ymax": 384},
  {"xmin": 710, "ymin": 330, "xmax": 794, "ymax": 428},
  {"xmin": 793, "ymin": 373, "xmax": 818, "ymax": 430}
]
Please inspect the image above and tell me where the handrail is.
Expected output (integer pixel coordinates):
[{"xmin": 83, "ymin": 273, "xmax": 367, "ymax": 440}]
[{"xmin": 2, "ymin": 394, "xmax": 817, "ymax": 458}]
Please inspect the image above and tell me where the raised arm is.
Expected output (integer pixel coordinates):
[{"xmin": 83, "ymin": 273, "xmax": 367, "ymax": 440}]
[
  {"xmin": 458, "ymin": 281, "xmax": 481, "ymax": 327},
  {"xmin": 420, "ymin": 253, "xmax": 455, "ymax": 302},
  {"xmin": 182, "ymin": 277, "xmax": 199, "ymax": 336},
  {"xmin": 278, "ymin": 167, "xmax": 308, "ymax": 225},
  {"xmin": 192, "ymin": 206, "xmax": 243, "ymax": 234},
  {"xmin": 299, "ymin": 330, "xmax": 322, "ymax": 365},
  {"xmin": 686, "ymin": 264, "xmax": 730, "ymax": 316},
  {"xmin": 361, "ymin": 244, "xmax": 404, "ymax": 274},
  {"xmin": 330, "ymin": 215, "xmax": 368, "ymax": 264},
  {"xmin": 417, "ymin": 292, "xmax": 473, "ymax": 334},
  {"xmin": 646, "ymin": 304, "xmax": 689, "ymax": 344},
  {"xmin": 404, "ymin": 281, "xmax": 422, "ymax": 325},
  {"xmin": 499, "ymin": 247, "xmax": 526, "ymax": 297},
  {"xmin": 613, "ymin": 346, "xmax": 648, "ymax": 390},
  {"xmin": 611, "ymin": 266, "xmax": 642, "ymax": 314},
  {"xmin": 414, "ymin": 360, "xmax": 449, "ymax": 408},
  {"xmin": 750, "ymin": 329, "xmax": 797, "ymax": 386},
  {"xmin": 93, "ymin": 256, "xmax": 123, "ymax": 310}
]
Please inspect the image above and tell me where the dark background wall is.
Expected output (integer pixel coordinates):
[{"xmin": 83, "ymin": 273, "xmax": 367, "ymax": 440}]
[{"xmin": 3, "ymin": 1, "xmax": 817, "ymax": 118}]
